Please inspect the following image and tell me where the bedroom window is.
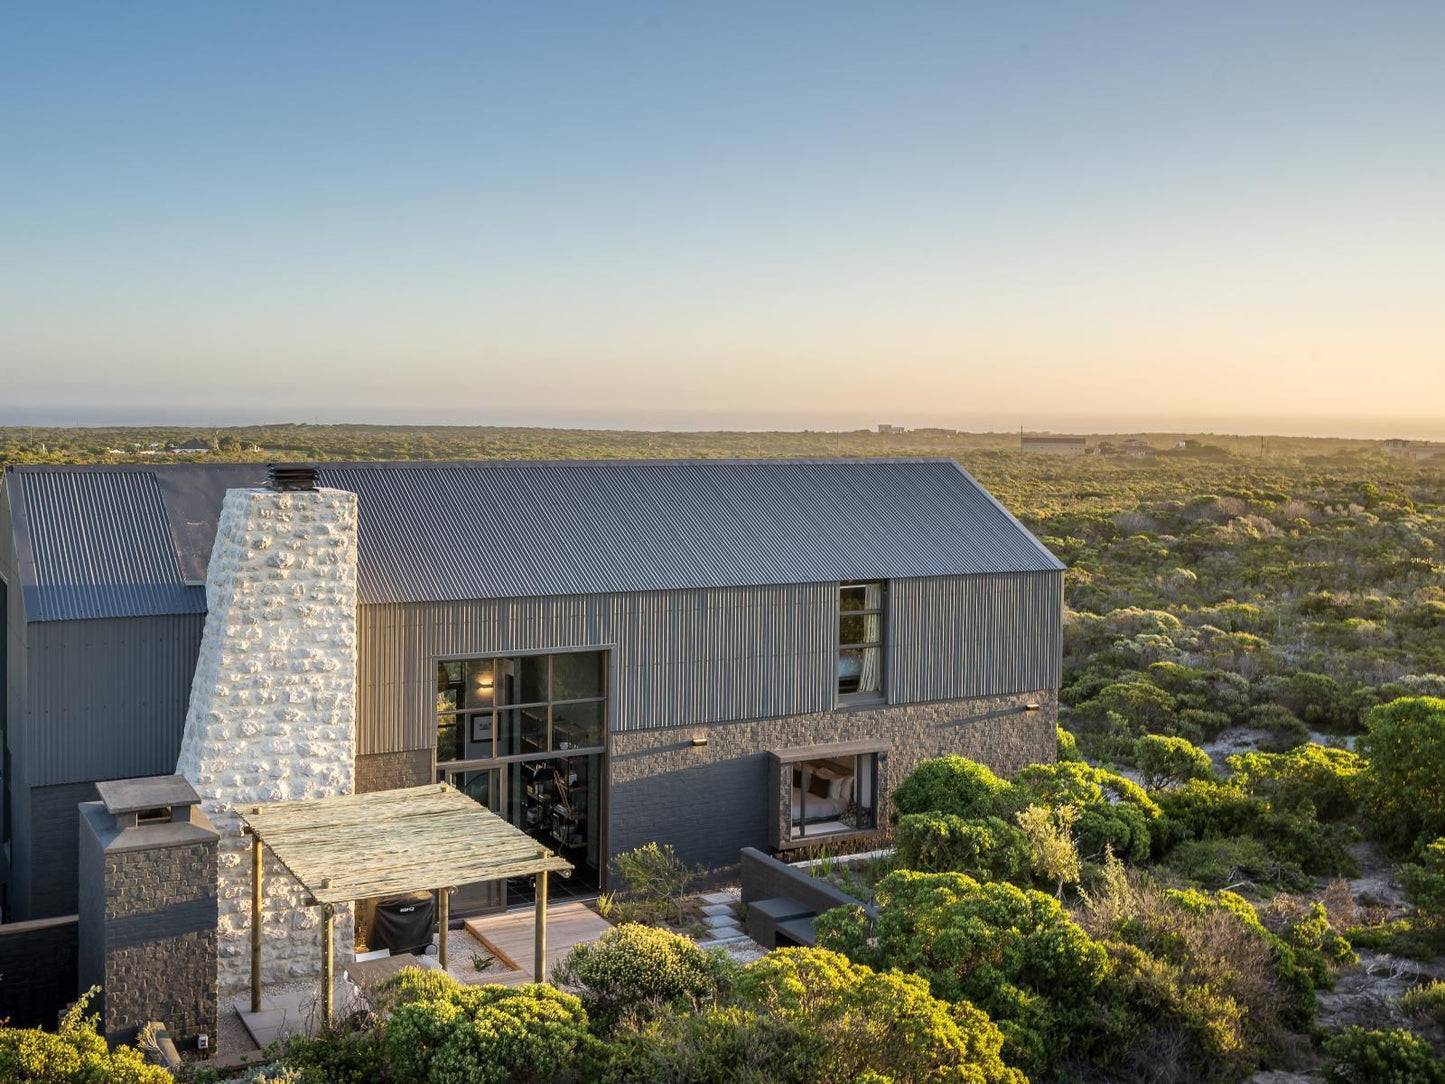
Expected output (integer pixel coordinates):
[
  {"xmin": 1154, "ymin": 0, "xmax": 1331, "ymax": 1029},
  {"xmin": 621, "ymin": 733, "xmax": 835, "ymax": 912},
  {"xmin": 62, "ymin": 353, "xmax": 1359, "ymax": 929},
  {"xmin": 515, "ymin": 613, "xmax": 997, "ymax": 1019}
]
[
  {"xmin": 839, "ymin": 581, "xmax": 885, "ymax": 700},
  {"xmin": 787, "ymin": 753, "xmax": 878, "ymax": 842}
]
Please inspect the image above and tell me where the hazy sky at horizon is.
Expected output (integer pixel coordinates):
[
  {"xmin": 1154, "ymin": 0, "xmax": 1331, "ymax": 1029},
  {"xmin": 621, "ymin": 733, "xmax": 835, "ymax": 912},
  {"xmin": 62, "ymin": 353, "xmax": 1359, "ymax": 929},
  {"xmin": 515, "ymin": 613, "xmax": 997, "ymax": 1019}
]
[{"xmin": 2, "ymin": 2, "xmax": 1442, "ymax": 435}]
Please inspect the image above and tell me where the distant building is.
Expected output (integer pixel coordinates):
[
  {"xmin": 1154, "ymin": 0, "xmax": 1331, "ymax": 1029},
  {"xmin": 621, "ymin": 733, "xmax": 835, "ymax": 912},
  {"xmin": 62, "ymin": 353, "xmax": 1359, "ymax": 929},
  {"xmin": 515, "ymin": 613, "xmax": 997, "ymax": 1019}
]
[
  {"xmin": 911, "ymin": 427, "xmax": 958, "ymax": 437},
  {"xmin": 1382, "ymin": 439, "xmax": 1444, "ymax": 462},
  {"xmin": 877, "ymin": 424, "xmax": 906, "ymax": 435},
  {"xmin": 1020, "ymin": 434, "xmax": 1087, "ymax": 456},
  {"xmin": 172, "ymin": 438, "xmax": 212, "ymax": 454},
  {"xmin": 1120, "ymin": 439, "xmax": 1157, "ymax": 458}
]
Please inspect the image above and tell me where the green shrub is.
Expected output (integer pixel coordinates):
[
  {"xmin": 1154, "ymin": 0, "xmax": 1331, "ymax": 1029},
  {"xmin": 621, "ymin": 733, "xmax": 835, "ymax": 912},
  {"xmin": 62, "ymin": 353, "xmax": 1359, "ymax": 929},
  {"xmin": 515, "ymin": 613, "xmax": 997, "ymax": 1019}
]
[
  {"xmin": 272, "ymin": 1029, "xmax": 387, "ymax": 1084},
  {"xmin": 1074, "ymin": 681, "xmax": 1178, "ymax": 734},
  {"xmin": 1008, "ymin": 760, "xmax": 1160, "ymax": 862},
  {"xmin": 1360, "ymin": 698, "xmax": 1445, "ymax": 851},
  {"xmin": 894, "ymin": 812, "xmax": 1030, "ymax": 881},
  {"xmin": 604, "ymin": 1006, "xmax": 823, "ymax": 1084},
  {"xmin": 1077, "ymin": 867, "xmax": 1325, "ymax": 1077},
  {"xmin": 890, "ymin": 756, "xmax": 1010, "ymax": 820},
  {"xmin": 551, "ymin": 923, "xmax": 731, "ymax": 1028},
  {"xmin": 735, "ymin": 948, "xmax": 1025, "ymax": 1084},
  {"xmin": 1281, "ymin": 902, "xmax": 1357, "ymax": 984},
  {"xmin": 1322, "ymin": 1026, "xmax": 1445, "ymax": 1084},
  {"xmin": 1153, "ymin": 778, "xmax": 1358, "ymax": 876},
  {"xmin": 816, "ymin": 869, "xmax": 1108, "ymax": 1073},
  {"xmin": 1163, "ymin": 835, "xmax": 1308, "ymax": 891},
  {"xmin": 1015, "ymin": 804, "xmax": 1081, "ymax": 894},
  {"xmin": 382, "ymin": 971, "xmax": 598, "ymax": 1084},
  {"xmin": 1227, "ymin": 742, "xmax": 1364, "ymax": 819},
  {"xmin": 0, "ymin": 989, "xmax": 171, "ymax": 1084},
  {"xmin": 608, "ymin": 842, "xmax": 700, "ymax": 925},
  {"xmin": 1056, "ymin": 725, "xmax": 1082, "ymax": 761},
  {"xmin": 1400, "ymin": 979, "xmax": 1445, "ymax": 1025},
  {"xmin": 1399, "ymin": 838, "xmax": 1445, "ymax": 921},
  {"xmin": 1136, "ymin": 734, "xmax": 1216, "ymax": 789}
]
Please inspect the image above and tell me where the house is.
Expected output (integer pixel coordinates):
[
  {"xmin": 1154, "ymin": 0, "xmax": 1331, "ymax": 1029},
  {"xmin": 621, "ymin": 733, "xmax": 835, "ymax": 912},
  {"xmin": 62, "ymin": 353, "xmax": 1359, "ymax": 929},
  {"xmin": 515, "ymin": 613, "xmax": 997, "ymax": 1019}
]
[
  {"xmin": 1120, "ymin": 439, "xmax": 1157, "ymax": 458},
  {"xmin": 0, "ymin": 458, "xmax": 1062, "ymax": 924},
  {"xmin": 1020, "ymin": 434, "xmax": 1087, "ymax": 456},
  {"xmin": 172, "ymin": 438, "xmax": 212, "ymax": 454},
  {"xmin": 877, "ymin": 424, "xmax": 906, "ymax": 434},
  {"xmin": 1382, "ymin": 438, "xmax": 1444, "ymax": 462}
]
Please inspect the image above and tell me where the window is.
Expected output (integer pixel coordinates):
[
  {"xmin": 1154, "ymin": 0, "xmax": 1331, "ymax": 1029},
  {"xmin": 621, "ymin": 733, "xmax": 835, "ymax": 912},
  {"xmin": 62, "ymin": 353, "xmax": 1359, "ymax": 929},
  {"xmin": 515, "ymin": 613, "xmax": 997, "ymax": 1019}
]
[
  {"xmin": 787, "ymin": 753, "xmax": 878, "ymax": 842},
  {"xmin": 838, "ymin": 581, "xmax": 885, "ymax": 699},
  {"xmin": 437, "ymin": 650, "xmax": 606, "ymax": 763}
]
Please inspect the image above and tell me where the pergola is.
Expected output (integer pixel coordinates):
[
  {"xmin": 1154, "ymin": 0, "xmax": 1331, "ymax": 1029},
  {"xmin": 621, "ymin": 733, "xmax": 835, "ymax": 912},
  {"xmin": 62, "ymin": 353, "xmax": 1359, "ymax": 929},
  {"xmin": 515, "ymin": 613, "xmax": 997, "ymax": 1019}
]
[{"xmin": 238, "ymin": 783, "xmax": 573, "ymax": 1022}]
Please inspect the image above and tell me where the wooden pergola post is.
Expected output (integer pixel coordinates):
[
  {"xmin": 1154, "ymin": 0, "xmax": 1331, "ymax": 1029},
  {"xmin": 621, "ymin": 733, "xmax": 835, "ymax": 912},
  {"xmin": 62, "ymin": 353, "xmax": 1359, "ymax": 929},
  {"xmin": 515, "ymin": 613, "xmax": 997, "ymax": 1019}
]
[
  {"xmin": 534, "ymin": 869, "xmax": 548, "ymax": 982},
  {"xmin": 250, "ymin": 830, "xmax": 263, "ymax": 1014},
  {"xmin": 320, "ymin": 903, "xmax": 336, "ymax": 1027},
  {"xmin": 437, "ymin": 888, "xmax": 451, "ymax": 969}
]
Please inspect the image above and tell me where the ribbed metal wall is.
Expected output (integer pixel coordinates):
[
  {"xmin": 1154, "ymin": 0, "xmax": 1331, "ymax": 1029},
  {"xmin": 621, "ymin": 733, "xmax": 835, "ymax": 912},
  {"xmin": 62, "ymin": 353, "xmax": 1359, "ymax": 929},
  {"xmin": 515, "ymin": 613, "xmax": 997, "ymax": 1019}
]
[
  {"xmin": 887, "ymin": 572, "xmax": 1062, "ymax": 703},
  {"xmin": 357, "ymin": 584, "xmax": 838, "ymax": 754},
  {"xmin": 26, "ymin": 615, "xmax": 205, "ymax": 786}
]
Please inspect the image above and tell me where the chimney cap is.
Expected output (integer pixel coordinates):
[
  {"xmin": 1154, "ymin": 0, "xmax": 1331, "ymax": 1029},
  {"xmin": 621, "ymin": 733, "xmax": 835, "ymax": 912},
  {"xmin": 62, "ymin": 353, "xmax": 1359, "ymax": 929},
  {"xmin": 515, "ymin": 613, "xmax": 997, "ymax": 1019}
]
[{"xmin": 268, "ymin": 463, "xmax": 319, "ymax": 491}]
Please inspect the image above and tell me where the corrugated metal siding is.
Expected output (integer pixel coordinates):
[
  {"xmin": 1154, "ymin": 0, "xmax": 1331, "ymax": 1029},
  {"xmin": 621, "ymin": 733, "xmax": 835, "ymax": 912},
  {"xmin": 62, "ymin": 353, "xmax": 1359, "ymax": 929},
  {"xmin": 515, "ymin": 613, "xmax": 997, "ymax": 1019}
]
[
  {"xmin": 357, "ymin": 584, "xmax": 837, "ymax": 754},
  {"xmin": 321, "ymin": 459, "xmax": 1062, "ymax": 606},
  {"xmin": 26, "ymin": 615, "xmax": 205, "ymax": 786},
  {"xmin": 10, "ymin": 469, "xmax": 204, "ymax": 622},
  {"xmin": 887, "ymin": 572, "xmax": 1063, "ymax": 703}
]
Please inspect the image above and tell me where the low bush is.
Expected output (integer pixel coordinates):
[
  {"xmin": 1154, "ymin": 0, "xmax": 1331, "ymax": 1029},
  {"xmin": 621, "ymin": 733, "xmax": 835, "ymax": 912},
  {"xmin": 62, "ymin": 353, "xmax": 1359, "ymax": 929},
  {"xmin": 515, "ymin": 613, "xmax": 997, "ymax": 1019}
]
[
  {"xmin": 608, "ymin": 842, "xmax": 700, "ymax": 926},
  {"xmin": 1163, "ymin": 835, "xmax": 1309, "ymax": 892},
  {"xmin": 1056, "ymin": 725, "xmax": 1082, "ymax": 762},
  {"xmin": 1322, "ymin": 1026, "xmax": 1445, "ymax": 1084},
  {"xmin": 1400, "ymin": 979, "xmax": 1445, "ymax": 1025},
  {"xmin": 381, "ymin": 970, "xmax": 599, "ymax": 1084},
  {"xmin": 1359, "ymin": 697, "xmax": 1445, "ymax": 852},
  {"xmin": 735, "ymin": 948, "xmax": 1025, "ymax": 1084},
  {"xmin": 1400, "ymin": 838, "xmax": 1445, "ymax": 921},
  {"xmin": 816, "ymin": 869, "xmax": 1108, "ymax": 1073},
  {"xmin": 551, "ymin": 923, "xmax": 732, "ymax": 1028},
  {"xmin": 0, "ymin": 990, "xmax": 171, "ymax": 1084},
  {"xmin": 1227, "ymin": 742, "xmax": 1364, "ymax": 820},
  {"xmin": 894, "ymin": 812, "xmax": 1030, "ymax": 881},
  {"xmin": 1135, "ymin": 733, "xmax": 1217, "ymax": 789},
  {"xmin": 271, "ymin": 1029, "xmax": 387, "ymax": 1084},
  {"xmin": 890, "ymin": 755, "xmax": 1011, "ymax": 820},
  {"xmin": 1280, "ymin": 902, "xmax": 1357, "ymax": 984}
]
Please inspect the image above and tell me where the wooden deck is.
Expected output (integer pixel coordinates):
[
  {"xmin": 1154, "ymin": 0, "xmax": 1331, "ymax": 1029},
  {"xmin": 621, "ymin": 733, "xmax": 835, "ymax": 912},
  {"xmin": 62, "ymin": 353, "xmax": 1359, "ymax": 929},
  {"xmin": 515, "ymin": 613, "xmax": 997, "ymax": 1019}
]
[{"xmin": 463, "ymin": 900, "xmax": 611, "ymax": 985}]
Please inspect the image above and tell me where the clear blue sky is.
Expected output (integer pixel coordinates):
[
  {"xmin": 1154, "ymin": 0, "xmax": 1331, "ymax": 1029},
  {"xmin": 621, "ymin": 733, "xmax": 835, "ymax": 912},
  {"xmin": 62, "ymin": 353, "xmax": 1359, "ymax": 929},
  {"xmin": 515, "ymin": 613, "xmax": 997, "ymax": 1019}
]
[{"xmin": 3, "ymin": 2, "xmax": 1442, "ymax": 435}]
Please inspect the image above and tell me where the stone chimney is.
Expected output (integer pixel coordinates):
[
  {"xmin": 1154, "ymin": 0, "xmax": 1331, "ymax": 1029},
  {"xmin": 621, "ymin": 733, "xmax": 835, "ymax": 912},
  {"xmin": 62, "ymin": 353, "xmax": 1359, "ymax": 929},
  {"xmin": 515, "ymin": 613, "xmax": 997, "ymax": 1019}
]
[{"xmin": 175, "ymin": 473, "xmax": 358, "ymax": 996}]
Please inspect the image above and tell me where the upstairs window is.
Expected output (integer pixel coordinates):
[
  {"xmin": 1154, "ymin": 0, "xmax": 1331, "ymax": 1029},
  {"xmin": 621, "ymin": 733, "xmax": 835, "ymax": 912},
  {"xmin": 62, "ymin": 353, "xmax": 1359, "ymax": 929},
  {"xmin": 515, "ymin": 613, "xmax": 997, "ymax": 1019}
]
[
  {"xmin": 838, "ymin": 581, "xmax": 885, "ymax": 700},
  {"xmin": 437, "ymin": 650, "xmax": 606, "ymax": 763}
]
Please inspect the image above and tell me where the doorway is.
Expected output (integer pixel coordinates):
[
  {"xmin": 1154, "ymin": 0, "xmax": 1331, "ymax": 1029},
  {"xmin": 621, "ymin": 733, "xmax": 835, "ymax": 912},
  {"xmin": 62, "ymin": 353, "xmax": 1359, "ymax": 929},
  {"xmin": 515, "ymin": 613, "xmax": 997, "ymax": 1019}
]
[{"xmin": 446, "ymin": 751, "xmax": 604, "ymax": 912}]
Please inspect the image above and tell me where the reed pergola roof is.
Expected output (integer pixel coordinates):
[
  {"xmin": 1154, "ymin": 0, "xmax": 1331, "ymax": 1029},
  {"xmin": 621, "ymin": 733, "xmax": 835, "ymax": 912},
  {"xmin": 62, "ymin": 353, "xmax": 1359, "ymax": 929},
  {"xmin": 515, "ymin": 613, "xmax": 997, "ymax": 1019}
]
[{"xmin": 237, "ymin": 783, "xmax": 573, "ymax": 905}]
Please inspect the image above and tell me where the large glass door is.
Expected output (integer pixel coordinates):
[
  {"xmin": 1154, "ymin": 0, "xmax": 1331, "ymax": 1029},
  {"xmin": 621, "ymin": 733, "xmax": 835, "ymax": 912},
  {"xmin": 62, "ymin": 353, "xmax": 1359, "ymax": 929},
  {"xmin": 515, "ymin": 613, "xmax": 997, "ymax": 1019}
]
[{"xmin": 444, "ymin": 754, "xmax": 603, "ymax": 911}]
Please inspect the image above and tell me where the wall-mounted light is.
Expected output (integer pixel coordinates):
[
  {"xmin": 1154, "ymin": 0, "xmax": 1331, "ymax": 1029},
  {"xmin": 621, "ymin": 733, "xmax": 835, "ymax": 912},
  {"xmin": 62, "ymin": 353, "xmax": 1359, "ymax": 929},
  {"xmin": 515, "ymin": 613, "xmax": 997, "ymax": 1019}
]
[
  {"xmin": 1024, "ymin": 702, "xmax": 1040, "ymax": 713},
  {"xmin": 690, "ymin": 736, "xmax": 709, "ymax": 747}
]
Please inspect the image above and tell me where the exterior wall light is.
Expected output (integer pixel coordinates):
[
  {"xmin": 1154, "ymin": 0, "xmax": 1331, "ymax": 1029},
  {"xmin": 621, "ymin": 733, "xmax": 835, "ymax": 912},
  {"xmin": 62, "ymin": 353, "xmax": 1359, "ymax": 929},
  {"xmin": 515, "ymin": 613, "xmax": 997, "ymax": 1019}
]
[
  {"xmin": 1024, "ymin": 702, "xmax": 1040, "ymax": 712},
  {"xmin": 690, "ymin": 736, "xmax": 709, "ymax": 747}
]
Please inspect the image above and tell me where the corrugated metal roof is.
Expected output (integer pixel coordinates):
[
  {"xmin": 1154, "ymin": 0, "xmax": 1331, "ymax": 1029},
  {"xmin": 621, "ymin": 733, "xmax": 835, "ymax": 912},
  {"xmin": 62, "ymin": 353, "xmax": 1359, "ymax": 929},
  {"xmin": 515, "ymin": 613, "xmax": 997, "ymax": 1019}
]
[{"xmin": 3, "ymin": 458, "xmax": 1062, "ymax": 621}]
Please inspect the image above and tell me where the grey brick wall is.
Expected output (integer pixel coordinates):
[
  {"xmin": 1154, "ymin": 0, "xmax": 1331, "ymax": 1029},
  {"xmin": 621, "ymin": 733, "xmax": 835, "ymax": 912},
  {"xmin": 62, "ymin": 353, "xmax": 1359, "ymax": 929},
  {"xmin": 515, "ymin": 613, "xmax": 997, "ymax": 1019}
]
[
  {"xmin": 100, "ymin": 840, "xmax": 218, "ymax": 1047},
  {"xmin": 609, "ymin": 689, "xmax": 1055, "ymax": 872}
]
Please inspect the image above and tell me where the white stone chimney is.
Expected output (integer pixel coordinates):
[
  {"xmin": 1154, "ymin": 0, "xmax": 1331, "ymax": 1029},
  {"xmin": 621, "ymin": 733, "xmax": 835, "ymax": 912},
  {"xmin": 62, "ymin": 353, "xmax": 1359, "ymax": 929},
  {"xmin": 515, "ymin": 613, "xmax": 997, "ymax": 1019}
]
[{"xmin": 176, "ymin": 475, "xmax": 359, "ymax": 996}]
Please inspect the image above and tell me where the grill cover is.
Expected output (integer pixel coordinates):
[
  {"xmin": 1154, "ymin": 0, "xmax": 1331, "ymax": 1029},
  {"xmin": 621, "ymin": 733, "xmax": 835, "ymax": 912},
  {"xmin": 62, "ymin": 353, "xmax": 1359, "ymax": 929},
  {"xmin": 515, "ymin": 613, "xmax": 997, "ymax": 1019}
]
[{"xmin": 371, "ymin": 892, "xmax": 436, "ymax": 956}]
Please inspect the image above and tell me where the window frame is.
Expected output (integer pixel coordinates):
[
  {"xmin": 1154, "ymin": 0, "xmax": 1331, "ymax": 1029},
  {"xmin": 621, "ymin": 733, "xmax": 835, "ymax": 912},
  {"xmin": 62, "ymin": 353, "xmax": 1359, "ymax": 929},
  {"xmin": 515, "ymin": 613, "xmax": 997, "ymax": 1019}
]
[
  {"xmin": 436, "ymin": 648, "xmax": 609, "ymax": 768},
  {"xmin": 837, "ymin": 580, "xmax": 887, "ymax": 703}
]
